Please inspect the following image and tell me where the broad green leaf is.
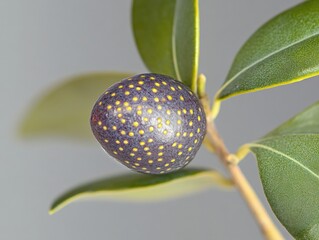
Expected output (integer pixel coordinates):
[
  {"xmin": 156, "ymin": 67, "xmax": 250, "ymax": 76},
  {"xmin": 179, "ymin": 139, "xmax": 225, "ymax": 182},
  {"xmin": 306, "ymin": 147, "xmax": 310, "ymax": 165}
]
[
  {"xmin": 240, "ymin": 101, "xmax": 319, "ymax": 239},
  {"xmin": 132, "ymin": 0, "xmax": 199, "ymax": 91},
  {"xmin": 213, "ymin": 0, "xmax": 319, "ymax": 117},
  {"xmin": 20, "ymin": 72, "xmax": 132, "ymax": 140},
  {"xmin": 50, "ymin": 168, "xmax": 233, "ymax": 215}
]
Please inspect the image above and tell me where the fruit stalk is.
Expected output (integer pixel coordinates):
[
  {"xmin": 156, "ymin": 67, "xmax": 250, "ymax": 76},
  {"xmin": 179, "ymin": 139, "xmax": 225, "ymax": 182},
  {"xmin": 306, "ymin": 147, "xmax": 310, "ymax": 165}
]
[{"xmin": 202, "ymin": 104, "xmax": 283, "ymax": 239}]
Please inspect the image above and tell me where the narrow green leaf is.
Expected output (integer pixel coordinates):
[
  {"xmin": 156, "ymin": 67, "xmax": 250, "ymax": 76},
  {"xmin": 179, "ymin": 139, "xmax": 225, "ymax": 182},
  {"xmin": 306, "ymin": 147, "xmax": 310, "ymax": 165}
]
[
  {"xmin": 243, "ymin": 101, "xmax": 319, "ymax": 239},
  {"xmin": 215, "ymin": 0, "xmax": 319, "ymax": 103},
  {"xmin": 19, "ymin": 72, "xmax": 132, "ymax": 140},
  {"xmin": 132, "ymin": 0, "xmax": 199, "ymax": 91},
  {"xmin": 50, "ymin": 168, "xmax": 233, "ymax": 215}
]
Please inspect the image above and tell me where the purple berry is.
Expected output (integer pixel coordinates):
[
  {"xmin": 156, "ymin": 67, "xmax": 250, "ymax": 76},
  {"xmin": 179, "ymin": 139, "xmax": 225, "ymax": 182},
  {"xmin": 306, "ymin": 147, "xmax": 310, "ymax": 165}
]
[{"xmin": 90, "ymin": 73, "xmax": 206, "ymax": 174}]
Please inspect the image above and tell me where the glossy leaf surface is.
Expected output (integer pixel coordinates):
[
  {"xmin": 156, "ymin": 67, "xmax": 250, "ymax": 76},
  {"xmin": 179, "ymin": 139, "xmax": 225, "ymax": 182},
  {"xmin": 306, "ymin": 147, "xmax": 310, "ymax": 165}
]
[
  {"xmin": 50, "ymin": 168, "xmax": 233, "ymax": 215},
  {"xmin": 132, "ymin": 0, "xmax": 199, "ymax": 91},
  {"xmin": 20, "ymin": 72, "xmax": 131, "ymax": 140},
  {"xmin": 216, "ymin": 0, "xmax": 319, "ymax": 102},
  {"xmin": 244, "ymin": 101, "xmax": 319, "ymax": 239}
]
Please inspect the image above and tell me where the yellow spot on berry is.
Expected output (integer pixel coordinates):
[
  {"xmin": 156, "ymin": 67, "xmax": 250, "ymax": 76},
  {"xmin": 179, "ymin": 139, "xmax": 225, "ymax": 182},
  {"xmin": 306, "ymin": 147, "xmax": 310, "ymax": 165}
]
[
  {"xmin": 194, "ymin": 139, "xmax": 198, "ymax": 144},
  {"xmin": 129, "ymin": 84, "xmax": 134, "ymax": 88},
  {"xmin": 158, "ymin": 145, "xmax": 164, "ymax": 150},
  {"xmin": 176, "ymin": 132, "xmax": 181, "ymax": 137},
  {"xmin": 142, "ymin": 96, "xmax": 148, "ymax": 101},
  {"xmin": 178, "ymin": 86, "xmax": 182, "ymax": 90},
  {"xmin": 189, "ymin": 132, "xmax": 194, "ymax": 137},
  {"xmin": 189, "ymin": 121, "xmax": 193, "ymax": 126},
  {"xmin": 137, "ymin": 110, "xmax": 142, "ymax": 115},
  {"xmin": 138, "ymin": 81, "xmax": 144, "ymax": 85},
  {"xmin": 125, "ymin": 91, "xmax": 130, "ymax": 95},
  {"xmin": 139, "ymin": 130, "xmax": 145, "ymax": 135},
  {"xmin": 140, "ymin": 141, "xmax": 145, "ymax": 146},
  {"xmin": 177, "ymin": 110, "xmax": 181, "ymax": 115},
  {"xmin": 137, "ymin": 157, "xmax": 142, "ymax": 161},
  {"xmin": 162, "ymin": 81, "xmax": 167, "ymax": 85},
  {"xmin": 132, "ymin": 96, "xmax": 138, "ymax": 102},
  {"xmin": 149, "ymin": 126, "xmax": 154, "ymax": 132},
  {"xmin": 107, "ymin": 105, "xmax": 112, "ymax": 110},
  {"xmin": 111, "ymin": 93, "xmax": 116, "ymax": 97},
  {"xmin": 147, "ymin": 108, "xmax": 153, "ymax": 114},
  {"xmin": 148, "ymin": 160, "xmax": 153, "ymax": 164},
  {"xmin": 126, "ymin": 106, "xmax": 132, "ymax": 111},
  {"xmin": 132, "ymin": 148, "xmax": 138, "ymax": 152},
  {"xmin": 112, "ymin": 126, "xmax": 117, "ymax": 130},
  {"xmin": 178, "ymin": 144, "xmax": 183, "ymax": 149},
  {"xmin": 183, "ymin": 132, "xmax": 187, "ymax": 137},
  {"xmin": 133, "ymin": 122, "xmax": 139, "ymax": 127},
  {"xmin": 118, "ymin": 85, "xmax": 123, "ymax": 89},
  {"xmin": 165, "ymin": 163, "xmax": 169, "ymax": 167},
  {"xmin": 166, "ymin": 109, "xmax": 171, "ymax": 115},
  {"xmin": 135, "ymin": 163, "xmax": 140, "ymax": 167},
  {"xmin": 98, "ymin": 121, "xmax": 102, "ymax": 126},
  {"xmin": 178, "ymin": 151, "xmax": 183, "ymax": 156},
  {"xmin": 154, "ymin": 97, "xmax": 159, "ymax": 102},
  {"xmin": 157, "ymin": 123, "xmax": 162, "ymax": 128},
  {"xmin": 152, "ymin": 88, "xmax": 158, "ymax": 93},
  {"xmin": 158, "ymin": 152, "xmax": 163, "ymax": 156},
  {"xmin": 124, "ymin": 140, "xmax": 129, "ymax": 144},
  {"xmin": 129, "ymin": 132, "xmax": 134, "ymax": 137},
  {"xmin": 120, "ymin": 130, "xmax": 126, "ymax": 135},
  {"xmin": 165, "ymin": 120, "xmax": 170, "ymax": 125},
  {"xmin": 98, "ymin": 101, "xmax": 102, "ymax": 106},
  {"xmin": 156, "ymin": 167, "xmax": 161, "ymax": 170},
  {"xmin": 157, "ymin": 117, "xmax": 162, "ymax": 123},
  {"xmin": 121, "ymin": 119, "xmax": 126, "ymax": 124},
  {"xmin": 130, "ymin": 153, "xmax": 135, "ymax": 157},
  {"xmin": 167, "ymin": 95, "xmax": 172, "ymax": 101},
  {"xmin": 197, "ymin": 128, "xmax": 201, "ymax": 133},
  {"xmin": 170, "ymin": 86, "xmax": 175, "ymax": 91},
  {"xmin": 190, "ymin": 109, "xmax": 194, "ymax": 115},
  {"xmin": 104, "ymin": 139, "xmax": 109, "ymax": 143},
  {"xmin": 157, "ymin": 158, "xmax": 163, "ymax": 162},
  {"xmin": 157, "ymin": 105, "xmax": 162, "ymax": 110},
  {"xmin": 171, "ymin": 159, "xmax": 176, "ymax": 163},
  {"xmin": 150, "ymin": 76, "xmax": 155, "ymax": 80},
  {"xmin": 172, "ymin": 142, "xmax": 177, "ymax": 147},
  {"xmin": 148, "ymin": 138, "xmax": 154, "ymax": 143},
  {"xmin": 136, "ymin": 87, "xmax": 141, "ymax": 91},
  {"xmin": 117, "ymin": 113, "xmax": 123, "ymax": 118},
  {"xmin": 183, "ymin": 109, "xmax": 187, "ymax": 114},
  {"xmin": 113, "ymin": 151, "xmax": 118, "ymax": 155},
  {"xmin": 155, "ymin": 82, "xmax": 160, "ymax": 87},
  {"xmin": 144, "ymin": 147, "xmax": 150, "ymax": 151},
  {"xmin": 163, "ymin": 130, "xmax": 168, "ymax": 135},
  {"xmin": 115, "ymin": 140, "xmax": 120, "ymax": 144},
  {"xmin": 177, "ymin": 120, "xmax": 182, "ymax": 125},
  {"xmin": 119, "ymin": 147, "xmax": 124, "ymax": 151},
  {"xmin": 117, "ymin": 107, "xmax": 122, "ymax": 112},
  {"xmin": 143, "ymin": 117, "xmax": 149, "ymax": 122},
  {"xmin": 180, "ymin": 96, "xmax": 184, "ymax": 101},
  {"xmin": 198, "ymin": 116, "xmax": 201, "ymax": 121},
  {"xmin": 103, "ymin": 126, "xmax": 107, "ymax": 130},
  {"xmin": 188, "ymin": 147, "xmax": 193, "ymax": 152},
  {"xmin": 147, "ymin": 152, "xmax": 152, "ymax": 156}
]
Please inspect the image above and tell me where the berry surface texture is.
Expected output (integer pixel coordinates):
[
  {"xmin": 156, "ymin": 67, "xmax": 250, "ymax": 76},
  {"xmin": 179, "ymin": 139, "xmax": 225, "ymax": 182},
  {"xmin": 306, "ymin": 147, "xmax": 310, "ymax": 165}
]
[{"xmin": 91, "ymin": 73, "xmax": 206, "ymax": 174}]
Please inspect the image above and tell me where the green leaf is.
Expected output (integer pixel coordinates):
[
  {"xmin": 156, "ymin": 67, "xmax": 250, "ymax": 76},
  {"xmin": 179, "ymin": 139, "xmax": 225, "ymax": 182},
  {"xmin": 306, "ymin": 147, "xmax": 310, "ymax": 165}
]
[
  {"xmin": 214, "ymin": 0, "xmax": 319, "ymax": 115},
  {"xmin": 19, "ymin": 72, "xmax": 132, "ymax": 140},
  {"xmin": 49, "ymin": 168, "xmax": 233, "ymax": 215},
  {"xmin": 241, "ymin": 101, "xmax": 319, "ymax": 239},
  {"xmin": 132, "ymin": 0, "xmax": 199, "ymax": 91}
]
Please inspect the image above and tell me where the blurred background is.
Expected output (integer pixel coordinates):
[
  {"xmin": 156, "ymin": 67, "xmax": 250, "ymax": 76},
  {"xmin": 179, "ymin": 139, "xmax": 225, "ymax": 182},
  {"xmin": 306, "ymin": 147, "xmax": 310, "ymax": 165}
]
[{"xmin": 1, "ymin": 0, "xmax": 316, "ymax": 239}]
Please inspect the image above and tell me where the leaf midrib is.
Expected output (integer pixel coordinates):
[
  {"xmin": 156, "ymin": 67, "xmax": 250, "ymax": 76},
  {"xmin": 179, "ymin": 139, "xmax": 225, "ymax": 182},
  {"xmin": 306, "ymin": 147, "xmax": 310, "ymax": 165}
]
[
  {"xmin": 249, "ymin": 142, "xmax": 319, "ymax": 181},
  {"xmin": 217, "ymin": 31, "xmax": 319, "ymax": 98},
  {"xmin": 172, "ymin": 0, "xmax": 182, "ymax": 81}
]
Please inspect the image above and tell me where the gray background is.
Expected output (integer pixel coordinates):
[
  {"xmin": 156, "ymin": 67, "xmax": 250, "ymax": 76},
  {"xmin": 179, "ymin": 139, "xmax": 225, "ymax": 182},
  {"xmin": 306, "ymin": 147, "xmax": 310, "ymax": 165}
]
[{"xmin": 1, "ymin": 0, "xmax": 317, "ymax": 239}]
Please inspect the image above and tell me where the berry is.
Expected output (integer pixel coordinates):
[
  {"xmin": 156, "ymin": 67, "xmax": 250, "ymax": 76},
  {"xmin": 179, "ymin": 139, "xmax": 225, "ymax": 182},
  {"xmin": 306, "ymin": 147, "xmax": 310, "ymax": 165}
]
[{"xmin": 90, "ymin": 73, "xmax": 206, "ymax": 174}]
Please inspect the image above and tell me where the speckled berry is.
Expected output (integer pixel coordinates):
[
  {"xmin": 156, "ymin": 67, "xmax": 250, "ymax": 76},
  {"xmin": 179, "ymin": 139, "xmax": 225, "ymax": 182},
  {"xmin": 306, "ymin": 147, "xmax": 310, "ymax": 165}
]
[{"xmin": 90, "ymin": 73, "xmax": 206, "ymax": 174}]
